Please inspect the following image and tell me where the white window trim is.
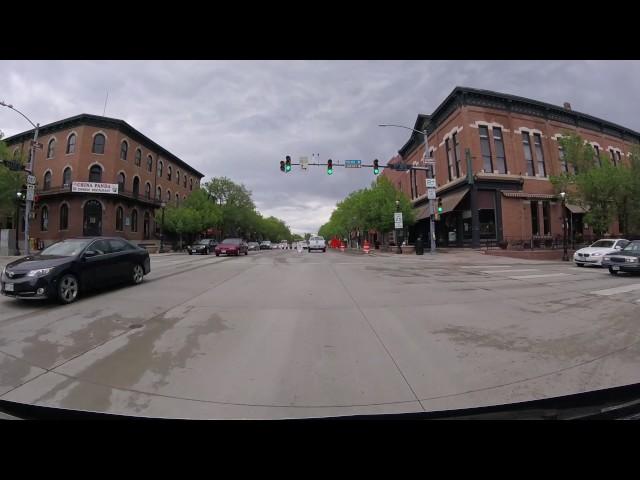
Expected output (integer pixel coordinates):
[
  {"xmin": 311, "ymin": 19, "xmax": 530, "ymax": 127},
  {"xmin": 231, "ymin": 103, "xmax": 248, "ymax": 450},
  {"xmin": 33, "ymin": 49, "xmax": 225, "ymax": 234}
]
[
  {"xmin": 42, "ymin": 169, "xmax": 54, "ymax": 188},
  {"xmin": 469, "ymin": 121, "xmax": 509, "ymax": 132},
  {"xmin": 65, "ymin": 131, "xmax": 78, "ymax": 155},
  {"xmin": 438, "ymin": 126, "xmax": 464, "ymax": 147},
  {"xmin": 46, "ymin": 136, "xmax": 58, "ymax": 158},
  {"xmin": 515, "ymin": 127, "xmax": 545, "ymax": 137},
  {"xmin": 87, "ymin": 161, "xmax": 106, "ymax": 171},
  {"xmin": 120, "ymin": 139, "xmax": 129, "ymax": 160}
]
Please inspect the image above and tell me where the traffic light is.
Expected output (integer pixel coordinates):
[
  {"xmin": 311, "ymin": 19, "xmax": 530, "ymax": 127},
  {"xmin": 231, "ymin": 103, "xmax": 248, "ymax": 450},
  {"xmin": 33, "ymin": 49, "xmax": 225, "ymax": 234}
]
[
  {"xmin": 280, "ymin": 160, "xmax": 285, "ymax": 172},
  {"xmin": 327, "ymin": 159, "xmax": 333, "ymax": 175},
  {"xmin": 373, "ymin": 159, "xmax": 380, "ymax": 175},
  {"xmin": 285, "ymin": 155, "xmax": 292, "ymax": 172},
  {"xmin": 437, "ymin": 198, "xmax": 443, "ymax": 214}
]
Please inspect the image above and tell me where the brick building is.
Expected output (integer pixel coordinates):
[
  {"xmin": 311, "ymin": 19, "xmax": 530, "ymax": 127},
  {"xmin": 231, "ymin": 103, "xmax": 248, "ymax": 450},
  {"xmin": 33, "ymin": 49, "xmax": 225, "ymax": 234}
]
[
  {"xmin": 383, "ymin": 86, "xmax": 639, "ymax": 248},
  {"xmin": 3, "ymin": 114, "xmax": 204, "ymax": 249}
]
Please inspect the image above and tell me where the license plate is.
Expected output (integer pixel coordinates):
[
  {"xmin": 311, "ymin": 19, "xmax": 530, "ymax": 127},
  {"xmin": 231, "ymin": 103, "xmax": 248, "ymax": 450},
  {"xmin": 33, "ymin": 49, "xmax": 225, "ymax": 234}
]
[
  {"xmin": 612, "ymin": 266, "xmax": 620, "ymax": 271},
  {"xmin": 5, "ymin": 283, "xmax": 14, "ymax": 292},
  {"xmin": 221, "ymin": 250, "xmax": 227, "ymax": 253}
]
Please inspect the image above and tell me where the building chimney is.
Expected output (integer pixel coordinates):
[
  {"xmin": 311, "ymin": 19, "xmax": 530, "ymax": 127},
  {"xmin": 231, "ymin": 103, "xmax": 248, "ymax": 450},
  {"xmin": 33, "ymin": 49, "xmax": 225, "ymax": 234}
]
[{"xmin": 563, "ymin": 102, "xmax": 572, "ymax": 111}]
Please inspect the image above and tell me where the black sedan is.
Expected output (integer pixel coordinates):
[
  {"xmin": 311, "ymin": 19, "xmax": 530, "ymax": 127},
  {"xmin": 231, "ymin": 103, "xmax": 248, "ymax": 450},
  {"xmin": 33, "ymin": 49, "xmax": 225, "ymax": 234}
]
[
  {"xmin": 187, "ymin": 238, "xmax": 218, "ymax": 255},
  {"xmin": 602, "ymin": 240, "xmax": 640, "ymax": 275},
  {"xmin": 1, "ymin": 237, "xmax": 151, "ymax": 304}
]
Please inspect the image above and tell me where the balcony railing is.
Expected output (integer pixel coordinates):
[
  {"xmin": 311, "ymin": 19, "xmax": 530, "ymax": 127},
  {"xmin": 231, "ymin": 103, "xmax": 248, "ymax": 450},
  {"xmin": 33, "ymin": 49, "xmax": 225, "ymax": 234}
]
[{"xmin": 36, "ymin": 185, "xmax": 162, "ymax": 206}]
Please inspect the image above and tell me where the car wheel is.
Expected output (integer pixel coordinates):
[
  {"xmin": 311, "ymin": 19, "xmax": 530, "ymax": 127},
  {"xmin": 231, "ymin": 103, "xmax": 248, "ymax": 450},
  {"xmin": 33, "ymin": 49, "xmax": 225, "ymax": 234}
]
[
  {"xmin": 609, "ymin": 267, "xmax": 619, "ymax": 276},
  {"xmin": 57, "ymin": 274, "xmax": 79, "ymax": 304},
  {"xmin": 323, "ymin": 248, "xmax": 326, "ymax": 252},
  {"xmin": 188, "ymin": 251, "xmax": 192, "ymax": 255},
  {"xmin": 132, "ymin": 264, "xmax": 145, "ymax": 285},
  {"xmin": 245, "ymin": 251, "xmax": 248, "ymax": 255},
  {"xmin": 576, "ymin": 263, "xmax": 584, "ymax": 267},
  {"xmin": 216, "ymin": 253, "xmax": 220, "ymax": 257}
]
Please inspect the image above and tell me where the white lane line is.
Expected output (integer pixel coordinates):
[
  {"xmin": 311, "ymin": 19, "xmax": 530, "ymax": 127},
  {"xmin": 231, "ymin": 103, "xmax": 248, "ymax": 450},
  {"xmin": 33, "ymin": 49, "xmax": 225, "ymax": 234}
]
[
  {"xmin": 509, "ymin": 273, "xmax": 572, "ymax": 279},
  {"xmin": 460, "ymin": 265, "xmax": 513, "ymax": 269},
  {"xmin": 480, "ymin": 269, "xmax": 539, "ymax": 274},
  {"xmin": 590, "ymin": 284, "xmax": 640, "ymax": 296}
]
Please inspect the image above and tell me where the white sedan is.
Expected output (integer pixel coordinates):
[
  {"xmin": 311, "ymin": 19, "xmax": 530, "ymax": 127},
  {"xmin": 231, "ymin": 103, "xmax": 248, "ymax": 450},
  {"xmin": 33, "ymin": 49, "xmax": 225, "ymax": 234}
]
[{"xmin": 574, "ymin": 239, "xmax": 630, "ymax": 267}]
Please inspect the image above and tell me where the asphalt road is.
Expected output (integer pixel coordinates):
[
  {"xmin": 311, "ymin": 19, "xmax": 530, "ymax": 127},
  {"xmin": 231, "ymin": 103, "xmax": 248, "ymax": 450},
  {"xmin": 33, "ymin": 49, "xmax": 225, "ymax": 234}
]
[{"xmin": 2, "ymin": 248, "xmax": 640, "ymax": 419}]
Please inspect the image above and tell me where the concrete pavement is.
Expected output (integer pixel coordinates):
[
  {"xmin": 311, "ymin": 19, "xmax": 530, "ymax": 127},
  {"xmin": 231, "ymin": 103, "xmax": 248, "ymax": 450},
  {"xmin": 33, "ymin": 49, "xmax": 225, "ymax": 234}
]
[{"xmin": 2, "ymin": 248, "xmax": 640, "ymax": 418}]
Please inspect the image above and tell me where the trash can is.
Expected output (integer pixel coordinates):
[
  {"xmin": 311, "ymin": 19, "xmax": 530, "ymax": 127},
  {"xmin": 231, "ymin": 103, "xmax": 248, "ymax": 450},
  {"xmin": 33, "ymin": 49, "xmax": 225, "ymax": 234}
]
[{"xmin": 415, "ymin": 236, "xmax": 424, "ymax": 255}]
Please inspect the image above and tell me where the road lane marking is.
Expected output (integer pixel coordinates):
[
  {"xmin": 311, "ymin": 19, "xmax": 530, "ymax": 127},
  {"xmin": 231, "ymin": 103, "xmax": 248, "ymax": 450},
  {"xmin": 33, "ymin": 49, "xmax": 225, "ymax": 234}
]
[
  {"xmin": 590, "ymin": 284, "xmax": 640, "ymax": 296},
  {"xmin": 460, "ymin": 265, "xmax": 513, "ymax": 269},
  {"xmin": 480, "ymin": 269, "xmax": 539, "ymax": 274},
  {"xmin": 509, "ymin": 273, "xmax": 572, "ymax": 279}
]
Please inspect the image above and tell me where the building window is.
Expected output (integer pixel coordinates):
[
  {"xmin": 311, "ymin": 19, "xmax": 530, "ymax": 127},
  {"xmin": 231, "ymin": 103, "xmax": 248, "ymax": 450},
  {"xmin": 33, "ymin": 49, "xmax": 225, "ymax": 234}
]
[
  {"xmin": 593, "ymin": 145, "xmax": 601, "ymax": 167},
  {"xmin": 133, "ymin": 177, "xmax": 140, "ymax": 197},
  {"xmin": 120, "ymin": 141, "xmax": 128, "ymax": 161},
  {"xmin": 66, "ymin": 134, "xmax": 76, "ymax": 154},
  {"xmin": 92, "ymin": 133, "xmax": 106, "ymax": 154},
  {"xmin": 176, "ymin": 193, "xmax": 179, "ymax": 206},
  {"xmin": 40, "ymin": 206, "xmax": 49, "ymax": 232},
  {"xmin": 446, "ymin": 138, "xmax": 455, "ymax": 181},
  {"xmin": 131, "ymin": 209, "xmax": 138, "ymax": 232},
  {"xmin": 43, "ymin": 171, "xmax": 52, "ymax": 190},
  {"xmin": 147, "ymin": 155, "xmax": 153, "ymax": 172},
  {"xmin": 530, "ymin": 201, "xmax": 539, "ymax": 236},
  {"xmin": 116, "ymin": 206, "xmax": 124, "ymax": 231},
  {"xmin": 60, "ymin": 204, "xmax": 69, "ymax": 230},
  {"xmin": 176, "ymin": 170, "xmax": 180, "ymax": 185},
  {"xmin": 158, "ymin": 160, "xmax": 163, "ymax": 178},
  {"xmin": 117, "ymin": 172, "xmax": 125, "ymax": 192},
  {"xmin": 479, "ymin": 126, "xmax": 493, "ymax": 172},
  {"xmin": 493, "ymin": 127, "xmax": 507, "ymax": 174},
  {"xmin": 135, "ymin": 148, "xmax": 142, "ymax": 166},
  {"xmin": 190, "ymin": 178, "xmax": 193, "ymax": 191},
  {"xmin": 89, "ymin": 165, "xmax": 102, "ymax": 182},
  {"xmin": 156, "ymin": 186, "xmax": 162, "ymax": 201},
  {"xmin": 542, "ymin": 201, "xmax": 551, "ymax": 235},
  {"xmin": 13, "ymin": 148, "xmax": 21, "ymax": 160},
  {"xmin": 166, "ymin": 190, "xmax": 171, "ymax": 203},
  {"xmin": 559, "ymin": 146, "xmax": 568, "ymax": 173},
  {"xmin": 453, "ymin": 132, "xmax": 462, "ymax": 177},
  {"xmin": 145, "ymin": 183, "xmax": 151, "ymax": 200},
  {"xmin": 522, "ymin": 133, "xmax": 535, "ymax": 176},
  {"xmin": 63, "ymin": 167, "xmax": 72, "ymax": 187},
  {"xmin": 533, "ymin": 134, "xmax": 546, "ymax": 176},
  {"xmin": 617, "ymin": 151, "xmax": 622, "ymax": 166},
  {"xmin": 167, "ymin": 165, "xmax": 172, "ymax": 181},
  {"xmin": 144, "ymin": 212, "xmax": 150, "ymax": 239},
  {"xmin": 47, "ymin": 139, "xmax": 55, "ymax": 158},
  {"xmin": 184, "ymin": 175, "xmax": 187, "ymax": 188}
]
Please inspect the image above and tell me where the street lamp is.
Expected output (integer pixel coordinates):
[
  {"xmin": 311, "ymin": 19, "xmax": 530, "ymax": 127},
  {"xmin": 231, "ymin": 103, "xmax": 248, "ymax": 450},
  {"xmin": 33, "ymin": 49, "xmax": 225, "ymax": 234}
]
[
  {"xmin": 160, "ymin": 201, "xmax": 166, "ymax": 253},
  {"xmin": 1, "ymin": 100, "xmax": 39, "ymax": 256},
  {"xmin": 560, "ymin": 192, "xmax": 568, "ymax": 261},
  {"xmin": 379, "ymin": 123, "xmax": 436, "ymax": 255},
  {"xmin": 395, "ymin": 199, "xmax": 402, "ymax": 254}
]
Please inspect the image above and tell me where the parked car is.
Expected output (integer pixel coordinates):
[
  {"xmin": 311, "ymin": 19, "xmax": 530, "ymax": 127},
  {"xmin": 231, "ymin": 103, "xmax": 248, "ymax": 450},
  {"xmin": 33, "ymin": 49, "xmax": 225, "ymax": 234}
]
[
  {"xmin": 187, "ymin": 238, "xmax": 218, "ymax": 255},
  {"xmin": 215, "ymin": 238, "xmax": 249, "ymax": 256},
  {"xmin": 1, "ymin": 237, "xmax": 150, "ymax": 304},
  {"xmin": 602, "ymin": 240, "xmax": 640, "ymax": 275},
  {"xmin": 260, "ymin": 241, "xmax": 272, "ymax": 250},
  {"xmin": 574, "ymin": 238, "xmax": 629, "ymax": 267},
  {"xmin": 308, "ymin": 235, "xmax": 326, "ymax": 252},
  {"xmin": 247, "ymin": 242, "xmax": 260, "ymax": 251}
]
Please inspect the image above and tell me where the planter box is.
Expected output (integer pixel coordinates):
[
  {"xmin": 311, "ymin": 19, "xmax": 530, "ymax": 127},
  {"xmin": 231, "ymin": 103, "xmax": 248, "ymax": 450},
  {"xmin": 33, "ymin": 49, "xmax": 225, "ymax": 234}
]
[{"xmin": 401, "ymin": 245, "xmax": 415, "ymax": 255}]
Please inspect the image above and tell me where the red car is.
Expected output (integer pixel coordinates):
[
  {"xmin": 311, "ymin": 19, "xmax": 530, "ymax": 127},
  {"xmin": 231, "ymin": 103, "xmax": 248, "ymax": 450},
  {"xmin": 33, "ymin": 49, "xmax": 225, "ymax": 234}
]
[{"xmin": 215, "ymin": 238, "xmax": 249, "ymax": 256}]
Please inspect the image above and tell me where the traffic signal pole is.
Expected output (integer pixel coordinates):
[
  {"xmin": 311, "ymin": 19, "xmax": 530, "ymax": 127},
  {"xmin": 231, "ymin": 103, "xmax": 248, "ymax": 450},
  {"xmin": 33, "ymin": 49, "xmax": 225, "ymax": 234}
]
[{"xmin": 24, "ymin": 124, "xmax": 39, "ymax": 255}]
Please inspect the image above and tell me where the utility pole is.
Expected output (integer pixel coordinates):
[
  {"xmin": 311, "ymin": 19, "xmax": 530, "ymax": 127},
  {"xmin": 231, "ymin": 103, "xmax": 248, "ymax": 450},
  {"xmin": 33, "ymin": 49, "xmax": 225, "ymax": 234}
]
[{"xmin": 424, "ymin": 129, "xmax": 436, "ymax": 255}]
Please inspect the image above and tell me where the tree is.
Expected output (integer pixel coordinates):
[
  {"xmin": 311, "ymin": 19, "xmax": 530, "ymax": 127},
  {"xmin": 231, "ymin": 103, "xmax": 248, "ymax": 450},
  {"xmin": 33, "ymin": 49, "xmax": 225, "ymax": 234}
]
[
  {"xmin": 163, "ymin": 206, "xmax": 202, "ymax": 249},
  {"xmin": 0, "ymin": 133, "xmax": 25, "ymax": 224}
]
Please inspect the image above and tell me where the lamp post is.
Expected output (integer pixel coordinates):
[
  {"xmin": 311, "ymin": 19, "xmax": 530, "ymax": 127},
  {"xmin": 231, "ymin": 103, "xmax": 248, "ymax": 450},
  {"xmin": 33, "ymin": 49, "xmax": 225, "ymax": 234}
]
[
  {"xmin": 160, "ymin": 201, "xmax": 166, "ymax": 253},
  {"xmin": 1, "ymin": 101, "xmax": 39, "ymax": 256},
  {"xmin": 395, "ymin": 199, "xmax": 402, "ymax": 254},
  {"xmin": 560, "ymin": 192, "xmax": 568, "ymax": 261},
  {"xmin": 379, "ymin": 123, "xmax": 436, "ymax": 255}
]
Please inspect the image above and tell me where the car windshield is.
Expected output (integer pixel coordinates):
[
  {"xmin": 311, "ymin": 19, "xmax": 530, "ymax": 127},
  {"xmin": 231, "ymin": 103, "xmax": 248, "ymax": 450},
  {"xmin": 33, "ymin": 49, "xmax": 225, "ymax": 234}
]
[
  {"xmin": 196, "ymin": 239, "xmax": 211, "ymax": 245},
  {"xmin": 591, "ymin": 240, "xmax": 615, "ymax": 248},
  {"xmin": 39, "ymin": 239, "xmax": 92, "ymax": 256},
  {"xmin": 221, "ymin": 239, "xmax": 241, "ymax": 245},
  {"xmin": 622, "ymin": 242, "xmax": 640, "ymax": 252}
]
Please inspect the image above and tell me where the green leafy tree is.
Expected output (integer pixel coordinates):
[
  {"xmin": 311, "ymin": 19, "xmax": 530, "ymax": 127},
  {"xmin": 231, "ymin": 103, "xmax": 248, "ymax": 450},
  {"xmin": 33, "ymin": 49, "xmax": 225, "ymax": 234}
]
[{"xmin": 0, "ymin": 133, "xmax": 25, "ymax": 224}]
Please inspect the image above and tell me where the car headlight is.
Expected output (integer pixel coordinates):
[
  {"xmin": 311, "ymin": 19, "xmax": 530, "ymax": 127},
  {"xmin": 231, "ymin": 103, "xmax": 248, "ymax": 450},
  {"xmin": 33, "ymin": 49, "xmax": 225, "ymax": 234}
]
[
  {"xmin": 603, "ymin": 256, "xmax": 611, "ymax": 261},
  {"xmin": 627, "ymin": 258, "xmax": 638, "ymax": 263},
  {"xmin": 26, "ymin": 267, "xmax": 54, "ymax": 277}
]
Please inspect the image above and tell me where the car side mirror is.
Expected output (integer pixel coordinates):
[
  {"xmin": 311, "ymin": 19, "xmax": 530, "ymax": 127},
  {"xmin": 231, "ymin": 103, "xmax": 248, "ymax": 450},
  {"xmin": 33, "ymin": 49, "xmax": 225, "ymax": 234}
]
[
  {"xmin": 83, "ymin": 250, "xmax": 98, "ymax": 258},
  {"xmin": 615, "ymin": 246, "xmax": 622, "ymax": 250}
]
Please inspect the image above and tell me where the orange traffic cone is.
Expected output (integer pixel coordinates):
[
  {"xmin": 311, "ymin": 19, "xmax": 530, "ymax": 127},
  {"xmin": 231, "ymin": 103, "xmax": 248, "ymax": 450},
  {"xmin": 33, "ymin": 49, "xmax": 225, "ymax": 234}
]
[{"xmin": 363, "ymin": 240, "xmax": 370, "ymax": 254}]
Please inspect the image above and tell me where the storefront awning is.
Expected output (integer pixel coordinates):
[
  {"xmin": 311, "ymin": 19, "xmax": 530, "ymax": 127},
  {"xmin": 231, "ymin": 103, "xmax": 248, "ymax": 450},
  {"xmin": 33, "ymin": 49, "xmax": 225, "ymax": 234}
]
[
  {"xmin": 440, "ymin": 187, "xmax": 469, "ymax": 214},
  {"xmin": 566, "ymin": 203, "xmax": 587, "ymax": 214},
  {"xmin": 414, "ymin": 204, "xmax": 430, "ymax": 221},
  {"xmin": 501, "ymin": 191, "xmax": 557, "ymax": 200}
]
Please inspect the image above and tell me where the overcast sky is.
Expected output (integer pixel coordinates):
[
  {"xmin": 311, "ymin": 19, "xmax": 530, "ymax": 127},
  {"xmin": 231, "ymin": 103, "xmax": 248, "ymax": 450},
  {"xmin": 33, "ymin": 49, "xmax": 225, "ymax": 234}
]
[{"xmin": 1, "ymin": 60, "xmax": 639, "ymax": 234}]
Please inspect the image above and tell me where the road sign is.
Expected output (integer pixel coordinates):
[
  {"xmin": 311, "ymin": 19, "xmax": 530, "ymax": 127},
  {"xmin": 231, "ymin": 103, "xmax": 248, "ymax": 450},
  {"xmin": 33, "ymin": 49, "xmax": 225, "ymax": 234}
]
[
  {"xmin": 30, "ymin": 140, "xmax": 43, "ymax": 149},
  {"xmin": 26, "ymin": 184, "xmax": 35, "ymax": 201},
  {"xmin": 424, "ymin": 159, "xmax": 436, "ymax": 165},
  {"xmin": 344, "ymin": 159, "xmax": 362, "ymax": 168},
  {"xmin": 426, "ymin": 178, "xmax": 437, "ymax": 188},
  {"xmin": 427, "ymin": 188, "xmax": 436, "ymax": 200},
  {"xmin": 300, "ymin": 156, "xmax": 308, "ymax": 170},
  {"xmin": 394, "ymin": 212, "xmax": 403, "ymax": 229},
  {"xmin": 26, "ymin": 175, "xmax": 37, "ymax": 185}
]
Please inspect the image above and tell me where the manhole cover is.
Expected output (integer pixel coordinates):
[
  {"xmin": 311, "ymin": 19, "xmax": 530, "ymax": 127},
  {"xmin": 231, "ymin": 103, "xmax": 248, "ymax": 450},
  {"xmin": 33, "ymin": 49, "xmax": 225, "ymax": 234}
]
[{"xmin": 128, "ymin": 324, "xmax": 143, "ymax": 330}]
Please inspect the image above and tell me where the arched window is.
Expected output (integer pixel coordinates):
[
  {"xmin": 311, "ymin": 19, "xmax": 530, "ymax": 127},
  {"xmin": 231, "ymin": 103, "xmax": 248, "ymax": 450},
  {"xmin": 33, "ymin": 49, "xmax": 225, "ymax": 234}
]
[
  {"xmin": 156, "ymin": 186, "xmax": 162, "ymax": 200},
  {"xmin": 135, "ymin": 148, "xmax": 142, "ymax": 166},
  {"xmin": 131, "ymin": 209, "xmax": 138, "ymax": 232},
  {"xmin": 92, "ymin": 133, "xmax": 106, "ymax": 154},
  {"xmin": 89, "ymin": 165, "xmax": 102, "ymax": 182},
  {"xmin": 116, "ymin": 206, "xmax": 124, "ymax": 231},
  {"xmin": 133, "ymin": 176, "xmax": 140, "ymax": 197},
  {"xmin": 167, "ymin": 166, "xmax": 172, "ymax": 181},
  {"xmin": 117, "ymin": 172, "xmax": 125, "ymax": 192},
  {"xmin": 176, "ymin": 193, "xmax": 179, "ymax": 206},
  {"xmin": 60, "ymin": 204, "xmax": 69, "ymax": 230},
  {"xmin": 183, "ymin": 175, "xmax": 187, "ymax": 188},
  {"xmin": 143, "ymin": 212, "xmax": 150, "ymax": 239},
  {"xmin": 158, "ymin": 160, "xmax": 163, "ymax": 178},
  {"xmin": 147, "ymin": 155, "xmax": 153, "ymax": 172},
  {"xmin": 120, "ymin": 141, "xmax": 128, "ymax": 160},
  {"xmin": 43, "ymin": 171, "xmax": 52, "ymax": 190},
  {"xmin": 62, "ymin": 167, "xmax": 72, "ymax": 187},
  {"xmin": 47, "ymin": 139, "xmax": 55, "ymax": 158},
  {"xmin": 66, "ymin": 134, "xmax": 76, "ymax": 154},
  {"xmin": 176, "ymin": 170, "xmax": 180, "ymax": 185},
  {"xmin": 145, "ymin": 182, "xmax": 151, "ymax": 200},
  {"xmin": 190, "ymin": 178, "xmax": 193, "ymax": 191},
  {"xmin": 166, "ymin": 190, "xmax": 171, "ymax": 202},
  {"xmin": 40, "ymin": 206, "xmax": 49, "ymax": 232}
]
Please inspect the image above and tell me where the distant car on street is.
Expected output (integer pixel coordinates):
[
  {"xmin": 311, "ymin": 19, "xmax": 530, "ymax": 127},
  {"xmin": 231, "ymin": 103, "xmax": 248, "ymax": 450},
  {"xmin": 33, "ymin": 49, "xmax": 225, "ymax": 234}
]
[
  {"xmin": 574, "ymin": 238, "xmax": 629, "ymax": 267},
  {"xmin": 260, "ymin": 241, "xmax": 272, "ymax": 250},
  {"xmin": 308, "ymin": 235, "xmax": 326, "ymax": 252},
  {"xmin": 187, "ymin": 238, "xmax": 218, "ymax": 255},
  {"xmin": 602, "ymin": 240, "xmax": 640, "ymax": 275},
  {"xmin": 247, "ymin": 242, "xmax": 260, "ymax": 251},
  {"xmin": 1, "ymin": 237, "xmax": 150, "ymax": 304},
  {"xmin": 215, "ymin": 238, "xmax": 249, "ymax": 256}
]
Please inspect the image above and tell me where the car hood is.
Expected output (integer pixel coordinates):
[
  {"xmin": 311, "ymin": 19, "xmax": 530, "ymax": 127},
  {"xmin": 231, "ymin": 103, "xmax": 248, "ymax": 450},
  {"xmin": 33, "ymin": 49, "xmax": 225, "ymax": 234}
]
[
  {"xmin": 190, "ymin": 244, "xmax": 207, "ymax": 248},
  {"xmin": 217, "ymin": 244, "xmax": 239, "ymax": 249},
  {"xmin": 6, "ymin": 255, "xmax": 73, "ymax": 272},
  {"xmin": 576, "ymin": 247, "xmax": 616, "ymax": 255},
  {"xmin": 610, "ymin": 250, "xmax": 640, "ymax": 258}
]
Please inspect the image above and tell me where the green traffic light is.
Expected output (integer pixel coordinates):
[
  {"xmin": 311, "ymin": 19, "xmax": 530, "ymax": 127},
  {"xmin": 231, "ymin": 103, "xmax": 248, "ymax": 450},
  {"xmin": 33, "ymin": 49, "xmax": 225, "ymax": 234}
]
[
  {"xmin": 285, "ymin": 164, "xmax": 291, "ymax": 172},
  {"xmin": 373, "ymin": 168, "xmax": 380, "ymax": 175},
  {"xmin": 327, "ymin": 168, "xmax": 333, "ymax": 175},
  {"xmin": 438, "ymin": 207, "xmax": 443, "ymax": 213}
]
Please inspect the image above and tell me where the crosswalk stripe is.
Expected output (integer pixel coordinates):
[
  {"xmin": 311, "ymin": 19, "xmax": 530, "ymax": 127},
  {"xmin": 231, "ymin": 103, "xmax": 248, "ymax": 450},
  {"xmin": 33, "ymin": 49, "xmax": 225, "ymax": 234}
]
[
  {"xmin": 590, "ymin": 284, "xmax": 640, "ymax": 296},
  {"xmin": 509, "ymin": 273, "xmax": 572, "ymax": 279},
  {"xmin": 480, "ymin": 269, "xmax": 539, "ymax": 274}
]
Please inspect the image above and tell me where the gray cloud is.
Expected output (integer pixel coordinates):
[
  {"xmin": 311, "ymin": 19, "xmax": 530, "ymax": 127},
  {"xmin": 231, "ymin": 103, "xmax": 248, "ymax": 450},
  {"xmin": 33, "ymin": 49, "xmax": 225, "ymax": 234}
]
[{"xmin": 2, "ymin": 60, "xmax": 639, "ymax": 233}]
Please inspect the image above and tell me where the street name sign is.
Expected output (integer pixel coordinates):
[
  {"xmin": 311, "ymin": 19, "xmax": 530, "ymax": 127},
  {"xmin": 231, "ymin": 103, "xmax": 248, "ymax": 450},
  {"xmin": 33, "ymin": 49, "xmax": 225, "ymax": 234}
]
[
  {"xmin": 72, "ymin": 182, "xmax": 119, "ymax": 194},
  {"xmin": 394, "ymin": 212, "xmax": 403, "ymax": 228},
  {"xmin": 344, "ymin": 159, "xmax": 362, "ymax": 168}
]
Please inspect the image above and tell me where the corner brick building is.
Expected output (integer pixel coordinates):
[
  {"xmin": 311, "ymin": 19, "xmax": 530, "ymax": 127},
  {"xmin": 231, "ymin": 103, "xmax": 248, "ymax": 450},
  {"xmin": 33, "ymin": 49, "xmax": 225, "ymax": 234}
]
[
  {"xmin": 383, "ymin": 87, "xmax": 638, "ymax": 248},
  {"xmin": 4, "ymin": 114, "xmax": 204, "ymax": 249}
]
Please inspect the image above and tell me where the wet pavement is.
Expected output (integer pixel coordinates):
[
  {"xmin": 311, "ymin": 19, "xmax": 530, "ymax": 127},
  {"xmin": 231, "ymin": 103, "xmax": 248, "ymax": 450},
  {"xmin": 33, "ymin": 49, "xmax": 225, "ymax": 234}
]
[{"xmin": 2, "ymin": 249, "xmax": 640, "ymax": 419}]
